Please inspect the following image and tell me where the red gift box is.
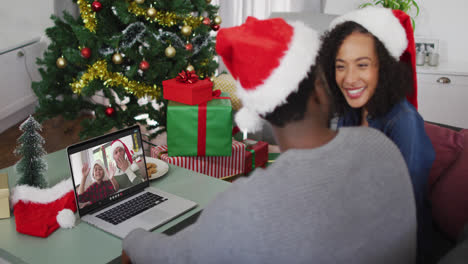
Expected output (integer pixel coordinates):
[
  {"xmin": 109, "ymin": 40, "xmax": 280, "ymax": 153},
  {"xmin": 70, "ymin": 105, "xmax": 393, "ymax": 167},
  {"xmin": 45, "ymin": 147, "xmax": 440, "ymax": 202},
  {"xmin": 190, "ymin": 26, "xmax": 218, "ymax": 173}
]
[
  {"xmin": 151, "ymin": 140, "xmax": 245, "ymax": 179},
  {"xmin": 243, "ymin": 139, "xmax": 269, "ymax": 175},
  {"xmin": 162, "ymin": 77, "xmax": 213, "ymax": 105}
]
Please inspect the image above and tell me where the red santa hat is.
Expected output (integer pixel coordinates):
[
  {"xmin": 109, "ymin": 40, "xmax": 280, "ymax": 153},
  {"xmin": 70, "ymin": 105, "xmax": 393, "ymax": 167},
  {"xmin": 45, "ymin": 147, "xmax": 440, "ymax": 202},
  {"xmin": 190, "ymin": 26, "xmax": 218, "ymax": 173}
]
[
  {"xmin": 11, "ymin": 178, "xmax": 77, "ymax": 238},
  {"xmin": 216, "ymin": 17, "xmax": 320, "ymax": 132},
  {"xmin": 329, "ymin": 6, "xmax": 418, "ymax": 109}
]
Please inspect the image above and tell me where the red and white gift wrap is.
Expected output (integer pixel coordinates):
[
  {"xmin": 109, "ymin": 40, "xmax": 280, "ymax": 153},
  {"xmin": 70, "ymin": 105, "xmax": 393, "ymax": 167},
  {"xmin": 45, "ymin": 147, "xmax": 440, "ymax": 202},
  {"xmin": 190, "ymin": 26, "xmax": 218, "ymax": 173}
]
[{"xmin": 151, "ymin": 141, "xmax": 246, "ymax": 179}]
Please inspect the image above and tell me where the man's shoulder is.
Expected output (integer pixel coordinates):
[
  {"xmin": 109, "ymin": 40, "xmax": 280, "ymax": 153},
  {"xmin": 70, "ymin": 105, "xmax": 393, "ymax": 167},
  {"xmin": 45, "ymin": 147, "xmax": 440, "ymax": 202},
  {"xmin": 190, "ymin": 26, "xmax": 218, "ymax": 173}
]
[{"xmin": 338, "ymin": 126, "xmax": 398, "ymax": 148}]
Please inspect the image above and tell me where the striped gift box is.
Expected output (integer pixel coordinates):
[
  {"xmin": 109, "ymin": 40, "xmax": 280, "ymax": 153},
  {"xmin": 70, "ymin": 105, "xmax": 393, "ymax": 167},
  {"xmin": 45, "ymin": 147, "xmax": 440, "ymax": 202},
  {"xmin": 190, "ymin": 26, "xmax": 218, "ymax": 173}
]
[{"xmin": 151, "ymin": 140, "xmax": 246, "ymax": 179}]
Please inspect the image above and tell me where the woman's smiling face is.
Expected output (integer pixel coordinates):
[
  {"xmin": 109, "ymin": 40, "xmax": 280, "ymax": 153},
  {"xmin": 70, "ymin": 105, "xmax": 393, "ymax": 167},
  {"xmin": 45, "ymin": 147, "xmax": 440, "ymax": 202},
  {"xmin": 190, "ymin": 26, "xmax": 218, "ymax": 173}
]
[{"xmin": 335, "ymin": 31, "xmax": 379, "ymax": 109}]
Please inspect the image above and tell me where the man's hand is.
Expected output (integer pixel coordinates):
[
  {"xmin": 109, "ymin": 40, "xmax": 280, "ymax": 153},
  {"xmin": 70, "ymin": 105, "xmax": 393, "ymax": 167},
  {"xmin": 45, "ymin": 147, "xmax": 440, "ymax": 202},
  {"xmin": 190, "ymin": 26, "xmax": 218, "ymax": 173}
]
[
  {"xmin": 116, "ymin": 156, "xmax": 130, "ymax": 172},
  {"xmin": 121, "ymin": 250, "xmax": 132, "ymax": 264}
]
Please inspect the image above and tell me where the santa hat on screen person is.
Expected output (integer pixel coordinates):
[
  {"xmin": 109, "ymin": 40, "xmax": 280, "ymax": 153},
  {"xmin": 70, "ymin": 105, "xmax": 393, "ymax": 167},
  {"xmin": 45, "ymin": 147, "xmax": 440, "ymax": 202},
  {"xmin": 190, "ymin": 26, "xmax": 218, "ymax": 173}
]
[
  {"xmin": 11, "ymin": 178, "xmax": 77, "ymax": 238},
  {"xmin": 90, "ymin": 159, "xmax": 110, "ymax": 181},
  {"xmin": 329, "ymin": 6, "xmax": 418, "ymax": 109},
  {"xmin": 216, "ymin": 16, "xmax": 320, "ymax": 132},
  {"xmin": 110, "ymin": 139, "xmax": 138, "ymax": 173}
]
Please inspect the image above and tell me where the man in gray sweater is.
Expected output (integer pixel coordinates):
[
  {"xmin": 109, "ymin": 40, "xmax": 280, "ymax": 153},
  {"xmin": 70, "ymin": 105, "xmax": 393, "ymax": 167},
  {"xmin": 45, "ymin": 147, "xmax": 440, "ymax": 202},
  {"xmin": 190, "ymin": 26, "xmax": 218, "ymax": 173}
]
[{"xmin": 122, "ymin": 17, "xmax": 416, "ymax": 264}]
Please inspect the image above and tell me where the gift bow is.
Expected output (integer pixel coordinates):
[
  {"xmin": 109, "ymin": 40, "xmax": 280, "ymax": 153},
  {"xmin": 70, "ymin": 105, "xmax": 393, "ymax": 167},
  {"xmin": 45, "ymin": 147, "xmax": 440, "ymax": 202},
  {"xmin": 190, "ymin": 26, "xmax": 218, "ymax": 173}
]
[
  {"xmin": 176, "ymin": 70, "xmax": 199, "ymax": 84},
  {"xmin": 212, "ymin": 89, "xmax": 221, "ymax": 97}
]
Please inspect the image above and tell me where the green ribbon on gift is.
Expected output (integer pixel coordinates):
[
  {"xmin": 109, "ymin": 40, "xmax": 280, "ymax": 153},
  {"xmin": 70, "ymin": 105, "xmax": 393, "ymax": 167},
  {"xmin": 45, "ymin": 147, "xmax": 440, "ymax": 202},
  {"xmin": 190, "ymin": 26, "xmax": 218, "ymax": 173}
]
[{"xmin": 247, "ymin": 148, "xmax": 256, "ymax": 170}]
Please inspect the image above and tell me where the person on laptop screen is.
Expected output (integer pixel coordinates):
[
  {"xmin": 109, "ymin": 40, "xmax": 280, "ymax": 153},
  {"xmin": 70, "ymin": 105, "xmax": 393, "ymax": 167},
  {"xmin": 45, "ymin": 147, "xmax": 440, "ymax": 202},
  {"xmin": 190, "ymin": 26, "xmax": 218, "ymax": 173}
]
[
  {"xmin": 78, "ymin": 159, "xmax": 118, "ymax": 208},
  {"xmin": 70, "ymin": 134, "xmax": 145, "ymax": 210},
  {"xmin": 110, "ymin": 139, "xmax": 144, "ymax": 189},
  {"xmin": 122, "ymin": 17, "xmax": 417, "ymax": 263}
]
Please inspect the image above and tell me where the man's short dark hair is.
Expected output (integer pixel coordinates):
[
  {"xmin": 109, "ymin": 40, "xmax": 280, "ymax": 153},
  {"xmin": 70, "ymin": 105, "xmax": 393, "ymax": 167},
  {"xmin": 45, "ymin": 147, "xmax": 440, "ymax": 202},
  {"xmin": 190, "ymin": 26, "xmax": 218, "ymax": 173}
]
[
  {"xmin": 264, "ymin": 65, "xmax": 330, "ymax": 127},
  {"xmin": 317, "ymin": 21, "xmax": 413, "ymax": 117}
]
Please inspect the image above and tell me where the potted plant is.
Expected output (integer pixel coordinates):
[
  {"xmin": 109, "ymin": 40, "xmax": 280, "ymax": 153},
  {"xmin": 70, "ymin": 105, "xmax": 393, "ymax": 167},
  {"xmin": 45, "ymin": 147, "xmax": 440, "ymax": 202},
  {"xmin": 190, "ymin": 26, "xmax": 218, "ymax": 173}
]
[{"xmin": 359, "ymin": 0, "xmax": 420, "ymax": 28}]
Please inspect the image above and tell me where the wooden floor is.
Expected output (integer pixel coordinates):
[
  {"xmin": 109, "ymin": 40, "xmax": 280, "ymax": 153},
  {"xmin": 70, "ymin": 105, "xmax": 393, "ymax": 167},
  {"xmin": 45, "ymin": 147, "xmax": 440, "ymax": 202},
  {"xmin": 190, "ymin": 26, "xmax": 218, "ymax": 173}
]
[{"xmin": 0, "ymin": 115, "xmax": 92, "ymax": 169}]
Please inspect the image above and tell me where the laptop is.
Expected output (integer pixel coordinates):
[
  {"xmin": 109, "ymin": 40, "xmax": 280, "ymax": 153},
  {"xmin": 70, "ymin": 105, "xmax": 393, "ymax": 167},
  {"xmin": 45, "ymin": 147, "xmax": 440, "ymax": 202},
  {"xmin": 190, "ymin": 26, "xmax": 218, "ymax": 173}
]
[{"xmin": 67, "ymin": 125, "xmax": 197, "ymax": 239}]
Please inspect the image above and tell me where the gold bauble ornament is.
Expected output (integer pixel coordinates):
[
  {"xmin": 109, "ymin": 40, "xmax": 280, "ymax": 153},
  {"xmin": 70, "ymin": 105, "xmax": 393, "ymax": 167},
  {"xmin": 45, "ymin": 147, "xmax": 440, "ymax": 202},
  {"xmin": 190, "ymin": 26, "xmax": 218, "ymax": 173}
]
[
  {"xmin": 206, "ymin": 0, "xmax": 211, "ymax": 3},
  {"xmin": 165, "ymin": 45, "xmax": 176, "ymax": 58},
  {"xmin": 147, "ymin": 7, "xmax": 157, "ymax": 18},
  {"xmin": 214, "ymin": 16, "xmax": 222, "ymax": 25},
  {"xmin": 181, "ymin": 25, "xmax": 192, "ymax": 36},
  {"xmin": 112, "ymin": 53, "xmax": 124, "ymax": 64},
  {"xmin": 134, "ymin": 0, "xmax": 144, "ymax": 4},
  {"xmin": 186, "ymin": 64, "xmax": 195, "ymax": 72},
  {"xmin": 56, "ymin": 57, "xmax": 67, "ymax": 68}
]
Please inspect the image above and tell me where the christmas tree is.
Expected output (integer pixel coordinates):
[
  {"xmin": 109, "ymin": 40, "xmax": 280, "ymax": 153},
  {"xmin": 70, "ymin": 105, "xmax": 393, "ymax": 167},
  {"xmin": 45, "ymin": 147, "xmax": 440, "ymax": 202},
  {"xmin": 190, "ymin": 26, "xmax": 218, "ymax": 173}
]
[
  {"xmin": 32, "ymin": 0, "xmax": 220, "ymax": 139},
  {"xmin": 15, "ymin": 116, "xmax": 48, "ymax": 188}
]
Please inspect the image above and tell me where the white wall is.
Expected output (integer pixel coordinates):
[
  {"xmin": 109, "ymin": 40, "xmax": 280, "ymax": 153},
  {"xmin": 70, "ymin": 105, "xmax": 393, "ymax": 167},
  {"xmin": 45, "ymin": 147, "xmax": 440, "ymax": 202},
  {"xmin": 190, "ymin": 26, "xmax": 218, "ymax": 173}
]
[
  {"xmin": 0, "ymin": 1, "xmax": 54, "ymax": 51},
  {"xmin": 323, "ymin": 0, "xmax": 468, "ymax": 65},
  {"xmin": 414, "ymin": 0, "xmax": 468, "ymax": 64}
]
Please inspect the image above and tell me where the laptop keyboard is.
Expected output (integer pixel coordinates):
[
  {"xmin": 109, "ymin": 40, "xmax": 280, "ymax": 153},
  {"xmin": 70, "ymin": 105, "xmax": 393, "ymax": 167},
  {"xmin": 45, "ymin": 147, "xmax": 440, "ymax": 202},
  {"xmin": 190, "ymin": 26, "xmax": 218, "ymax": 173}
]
[{"xmin": 96, "ymin": 192, "xmax": 167, "ymax": 225}]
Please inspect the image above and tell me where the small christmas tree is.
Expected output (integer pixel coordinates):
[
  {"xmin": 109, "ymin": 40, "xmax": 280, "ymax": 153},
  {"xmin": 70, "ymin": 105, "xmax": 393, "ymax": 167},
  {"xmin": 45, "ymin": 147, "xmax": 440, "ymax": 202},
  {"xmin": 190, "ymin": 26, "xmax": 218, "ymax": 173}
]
[{"xmin": 15, "ymin": 116, "xmax": 48, "ymax": 188}]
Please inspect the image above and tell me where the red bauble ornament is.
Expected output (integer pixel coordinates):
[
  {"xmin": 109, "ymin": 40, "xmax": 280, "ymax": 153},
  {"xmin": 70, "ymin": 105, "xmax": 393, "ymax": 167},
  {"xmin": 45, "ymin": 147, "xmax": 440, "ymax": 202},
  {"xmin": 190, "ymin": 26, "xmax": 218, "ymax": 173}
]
[
  {"xmin": 139, "ymin": 60, "xmax": 150, "ymax": 71},
  {"xmin": 92, "ymin": 1, "xmax": 103, "ymax": 12},
  {"xmin": 202, "ymin": 17, "xmax": 211, "ymax": 25},
  {"xmin": 211, "ymin": 24, "xmax": 220, "ymax": 31},
  {"xmin": 105, "ymin": 106, "xmax": 115, "ymax": 117},
  {"xmin": 80, "ymin": 47, "xmax": 91, "ymax": 59},
  {"xmin": 185, "ymin": 43, "xmax": 193, "ymax": 51}
]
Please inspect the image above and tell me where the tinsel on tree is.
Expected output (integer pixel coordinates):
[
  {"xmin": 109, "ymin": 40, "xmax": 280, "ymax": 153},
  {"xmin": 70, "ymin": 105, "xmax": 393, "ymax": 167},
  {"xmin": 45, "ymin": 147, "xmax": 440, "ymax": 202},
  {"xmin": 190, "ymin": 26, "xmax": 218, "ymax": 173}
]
[
  {"xmin": 32, "ymin": 0, "xmax": 220, "ymax": 139},
  {"xmin": 15, "ymin": 116, "xmax": 48, "ymax": 188}
]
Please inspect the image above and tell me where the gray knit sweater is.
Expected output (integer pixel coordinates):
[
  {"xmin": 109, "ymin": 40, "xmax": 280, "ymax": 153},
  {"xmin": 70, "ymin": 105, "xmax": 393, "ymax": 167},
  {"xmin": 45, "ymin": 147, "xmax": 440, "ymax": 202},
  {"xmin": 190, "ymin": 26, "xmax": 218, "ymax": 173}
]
[{"xmin": 123, "ymin": 127, "xmax": 416, "ymax": 263}]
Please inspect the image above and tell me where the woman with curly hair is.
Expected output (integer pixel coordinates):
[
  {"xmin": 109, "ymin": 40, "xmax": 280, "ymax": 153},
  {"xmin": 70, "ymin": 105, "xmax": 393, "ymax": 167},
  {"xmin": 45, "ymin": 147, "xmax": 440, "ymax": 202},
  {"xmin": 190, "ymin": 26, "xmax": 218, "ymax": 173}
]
[{"xmin": 317, "ymin": 7, "xmax": 435, "ymax": 263}]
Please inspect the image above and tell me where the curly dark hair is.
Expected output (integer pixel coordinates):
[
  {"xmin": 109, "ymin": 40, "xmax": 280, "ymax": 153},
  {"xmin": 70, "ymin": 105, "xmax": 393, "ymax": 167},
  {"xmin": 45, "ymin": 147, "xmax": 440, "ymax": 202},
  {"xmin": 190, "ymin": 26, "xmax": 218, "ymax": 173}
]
[
  {"xmin": 316, "ymin": 21, "xmax": 413, "ymax": 118},
  {"xmin": 264, "ymin": 65, "xmax": 332, "ymax": 127}
]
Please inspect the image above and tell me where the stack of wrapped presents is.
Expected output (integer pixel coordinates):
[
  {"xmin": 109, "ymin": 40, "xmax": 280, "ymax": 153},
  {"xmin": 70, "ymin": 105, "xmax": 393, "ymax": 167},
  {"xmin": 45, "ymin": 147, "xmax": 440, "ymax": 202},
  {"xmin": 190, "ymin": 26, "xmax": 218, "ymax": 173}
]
[{"xmin": 152, "ymin": 71, "xmax": 268, "ymax": 180}]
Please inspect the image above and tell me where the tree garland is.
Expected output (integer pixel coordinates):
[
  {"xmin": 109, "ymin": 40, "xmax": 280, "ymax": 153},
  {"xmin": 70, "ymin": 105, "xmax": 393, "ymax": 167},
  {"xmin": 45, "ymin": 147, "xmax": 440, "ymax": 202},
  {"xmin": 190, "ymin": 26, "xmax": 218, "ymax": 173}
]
[
  {"xmin": 77, "ymin": 0, "xmax": 97, "ymax": 32},
  {"xmin": 78, "ymin": 0, "xmax": 203, "ymax": 33},
  {"xmin": 127, "ymin": 2, "xmax": 202, "ymax": 28},
  {"xmin": 70, "ymin": 60, "xmax": 161, "ymax": 98}
]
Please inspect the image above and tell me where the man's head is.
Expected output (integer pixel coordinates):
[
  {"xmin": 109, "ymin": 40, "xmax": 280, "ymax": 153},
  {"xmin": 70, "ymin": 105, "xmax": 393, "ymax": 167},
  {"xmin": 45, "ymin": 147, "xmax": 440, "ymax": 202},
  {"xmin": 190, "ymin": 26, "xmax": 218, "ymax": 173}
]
[
  {"xmin": 113, "ymin": 146, "xmax": 125, "ymax": 161},
  {"xmin": 110, "ymin": 140, "xmax": 128, "ymax": 162},
  {"xmin": 263, "ymin": 65, "xmax": 332, "ymax": 128},
  {"xmin": 216, "ymin": 17, "xmax": 323, "ymax": 132}
]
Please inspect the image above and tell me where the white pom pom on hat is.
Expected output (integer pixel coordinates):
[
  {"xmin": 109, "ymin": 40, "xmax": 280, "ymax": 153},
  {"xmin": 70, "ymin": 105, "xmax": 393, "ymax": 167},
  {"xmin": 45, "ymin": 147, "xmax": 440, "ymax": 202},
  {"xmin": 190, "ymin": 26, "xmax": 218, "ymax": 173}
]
[
  {"xmin": 57, "ymin": 209, "xmax": 76, "ymax": 229},
  {"xmin": 216, "ymin": 17, "xmax": 320, "ymax": 132},
  {"xmin": 235, "ymin": 107, "xmax": 264, "ymax": 133}
]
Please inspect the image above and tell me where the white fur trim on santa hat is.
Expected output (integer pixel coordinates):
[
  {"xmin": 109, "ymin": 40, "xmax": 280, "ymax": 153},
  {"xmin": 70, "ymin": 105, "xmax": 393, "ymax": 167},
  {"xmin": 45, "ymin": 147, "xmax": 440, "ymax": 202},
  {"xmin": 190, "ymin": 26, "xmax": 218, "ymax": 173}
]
[
  {"xmin": 235, "ymin": 21, "xmax": 319, "ymax": 132},
  {"xmin": 329, "ymin": 6, "xmax": 407, "ymax": 59},
  {"xmin": 110, "ymin": 140, "xmax": 125, "ymax": 157},
  {"xmin": 11, "ymin": 178, "xmax": 73, "ymax": 206},
  {"xmin": 57, "ymin": 209, "xmax": 76, "ymax": 228},
  {"xmin": 90, "ymin": 159, "xmax": 109, "ymax": 181},
  {"xmin": 235, "ymin": 107, "xmax": 264, "ymax": 132}
]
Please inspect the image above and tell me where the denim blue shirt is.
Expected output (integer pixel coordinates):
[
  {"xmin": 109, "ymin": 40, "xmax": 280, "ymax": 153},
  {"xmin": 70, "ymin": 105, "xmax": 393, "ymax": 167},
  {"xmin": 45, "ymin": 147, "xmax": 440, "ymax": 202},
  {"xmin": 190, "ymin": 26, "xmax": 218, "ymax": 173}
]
[{"xmin": 338, "ymin": 99, "xmax": 435, "ymax": 260}]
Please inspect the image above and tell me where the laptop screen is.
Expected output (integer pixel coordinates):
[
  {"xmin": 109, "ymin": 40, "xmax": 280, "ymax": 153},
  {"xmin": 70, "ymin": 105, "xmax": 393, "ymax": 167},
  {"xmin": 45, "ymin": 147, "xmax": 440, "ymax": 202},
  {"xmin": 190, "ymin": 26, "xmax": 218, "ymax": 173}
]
[{"xmin": 67, "ymin": 126, "xmax": 149, "ymax": 216}]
